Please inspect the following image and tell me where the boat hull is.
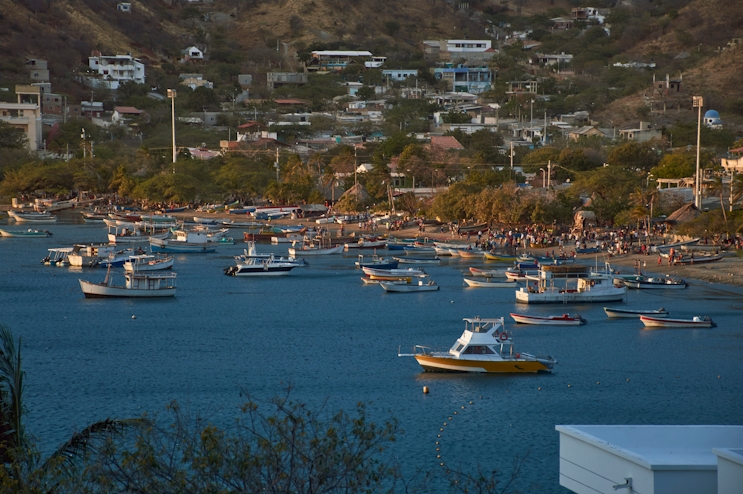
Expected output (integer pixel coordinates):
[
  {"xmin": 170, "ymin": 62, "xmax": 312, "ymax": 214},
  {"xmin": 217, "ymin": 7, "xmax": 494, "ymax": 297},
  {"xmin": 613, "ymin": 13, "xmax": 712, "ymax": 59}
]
[
  {"xmin": 381, "ymin": 282, "xmax": 438, "ymax": 292},
  {"xmin": 515, "ymin": 287, "xmax": 627, "ymax": 304},
  {"xmin": 463, "ymin": 278, "xmax": 517, "ymax": 288},
  {"xmin": 640, "ymin": 316, "xmax": 715, "ymax": 328},
  {"xmin": 510, "ymin": 313, "xmax": 585, "ymax": 325},
  {"xmin": 79, "ymin": 280, "xmax": 176, "ymax": 298},
  {"xmin": 0, "ymin": 229, "xmax": 51, "ymax": 237},
  {"xmin": 604, "ymin": 308, "xmax": 669, "ymax": 318},
  {"xmin": 414, "ymin": 355, "xmax": 551, "ymax": 373}
]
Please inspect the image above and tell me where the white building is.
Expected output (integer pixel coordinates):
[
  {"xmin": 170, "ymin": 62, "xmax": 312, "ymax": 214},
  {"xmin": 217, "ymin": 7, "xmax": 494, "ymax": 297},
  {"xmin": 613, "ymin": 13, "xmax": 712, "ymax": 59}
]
[
  {"xmin": 88, "ymin": 53, "xmax": 145, "ymax": 89},
  {"xmin": 0, "ymin": 103, "xmax": 42, "ymax": 151},
  {"xmin": 557, "ymin": 425, "xmax": 743, "ymax": 494},
  {"xmin": 446, "ymin": 39, "xmax": 492, "ymax": 52}
]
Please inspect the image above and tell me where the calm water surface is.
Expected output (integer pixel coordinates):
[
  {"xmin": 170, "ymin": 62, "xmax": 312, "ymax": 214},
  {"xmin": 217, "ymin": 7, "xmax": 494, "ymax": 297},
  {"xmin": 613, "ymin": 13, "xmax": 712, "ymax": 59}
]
[{"xmin": 1, "ymin": 218, "xmax": 742, "ymax": 493}]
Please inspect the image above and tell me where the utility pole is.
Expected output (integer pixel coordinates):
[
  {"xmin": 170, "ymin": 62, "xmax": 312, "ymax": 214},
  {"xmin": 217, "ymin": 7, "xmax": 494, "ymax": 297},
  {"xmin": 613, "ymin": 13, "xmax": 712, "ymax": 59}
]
[
  {"xmin": 81, "ymin": 128, "xmax": 86, "ymax": 158},
  {"xmin": 548, "ymin": 160, "xmax": 552, "ymax": 189},
  {"xmin": 354, "ymin": 145, "xmax": 358, "ymax": 187},
  {"xmin": 275, "ymin": 148, "xmax": 280, "ymax": 182},
  {"xmin": 693, "ymin": 96, "xmax": 704, "ymax": 208},
  {"xmin": 510, "ymin": 141, "xmax": 514, "ymax": 180},
  {"xmin": 168, "ymin": 89, "xmax": 177, "ymax": 171}
]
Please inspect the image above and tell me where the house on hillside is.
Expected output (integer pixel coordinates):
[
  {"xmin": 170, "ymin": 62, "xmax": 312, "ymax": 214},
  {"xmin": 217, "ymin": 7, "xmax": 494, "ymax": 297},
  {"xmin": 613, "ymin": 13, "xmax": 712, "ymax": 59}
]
[
  {"xmin": 308, "ymin": 51, "xmax": 375, "ymax": 71},
  {"xmin": 267, "ymin": 72, "xmax": 308, "ymax": 90},
  {"xmin": 117, "ymin": 3, "xmax": 131, "ymax": 12},
  {"xmin": 26, "ymin": 59, "xmax": 49, "ymax": 82},
  {"xmin": 433, "ymin": 65, "xmax": 493, "ymax": 94},
  {"xmin": 551, "ymin": 17, "xmax": 574, "ymax": 30},
  {"xmin": 112, "ymin": 106, "xmax": 144, "ymax": 124},
  {"xmin": 653, "ymin": 74, "xmax": 682, "ymax": 97},
  {"xmin": 382, "ymin": 69, "xmax": 419, "ymax": 81},
  {"xmin": 181, "ymin": 46, "xmax": 204, "ymax": 63},
  {"xmin": 0, "ymin": 102, "xmax": 42, "ymax": 151},
  {"xmin": 568, "ymin": 126, "xmax": 605, "ymax": 141},
  {"xmin": 88, "ymin": 51, "xmax": 145, "ymax": 89},
  {"xmin": 619, "ymin": 122, "xmax": 661, "ymax": 142}
]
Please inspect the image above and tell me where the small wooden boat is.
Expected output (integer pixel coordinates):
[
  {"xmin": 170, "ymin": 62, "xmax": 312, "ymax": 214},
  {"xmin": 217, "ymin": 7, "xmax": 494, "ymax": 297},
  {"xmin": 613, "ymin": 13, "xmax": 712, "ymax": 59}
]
[
  {"xmin": 604, "ymin": 307, "xmax": 670, "ymax": 318},
  {"xmin": 8, "ymin": 210, "xmax": 58, "ymax": 223},
  {"xmin": 484, "ymin": 252, "xmax": 518, "ymax": 261},
  {"xmin": 355, "ymin": 255, "xmax": 398, "ymax": 270},
  {"xmin": 360, "ymin": 277, "xmax": 407, "ymax": 285},
  {"xmin": 79, "ymin": 272, "xmax": 177, "ymax": 298},
  {"xmin": 457, "ymin": 249, "xmax": 485, "ymax": 259},
  {"xmin": 640, "ymin": 315, "xmax": 716, "ymax": 328},
  {"xmin": 380, "ymin": 280, "xmax": 439, "ymax": 292},
  {"xmin": 393, "ymin": 256, "xmax": 441, "ymax": 265},
  {"xmin": 469, "ymin": 267, "xmax": 507, "ymax": 277},
  {"xmin": 510, "ymin": 313, "xmax": 587, "ymax": 325},
  {"xmin": 463, "ymin": 278, "xmax": 517, "ymax": 288},
  {"xmin": 672, "ymin": 253, "xmax": 724, "ymax": 265},
  {"xmin": 624, "ymin": 276, "xmax": 688, "ymax": 289},
  {"xmin": 362, "ymin": 266, "xmax": 427, "ymax": 278},
  {"xmin": 0, "ymin": 228, "xmax": 52, "ymax": 237}
]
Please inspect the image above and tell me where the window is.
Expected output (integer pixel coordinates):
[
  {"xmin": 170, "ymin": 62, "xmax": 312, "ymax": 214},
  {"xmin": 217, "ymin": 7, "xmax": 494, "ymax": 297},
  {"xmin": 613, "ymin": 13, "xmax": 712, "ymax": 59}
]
[{"xmin": 463, "ymin": 346, "xmax": 494, "ymax": 354}]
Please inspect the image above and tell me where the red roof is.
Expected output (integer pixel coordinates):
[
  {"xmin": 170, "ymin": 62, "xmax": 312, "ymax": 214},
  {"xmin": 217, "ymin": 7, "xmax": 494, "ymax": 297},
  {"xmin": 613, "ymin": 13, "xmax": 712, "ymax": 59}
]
[
  {"xmin": 238, "ymin": 121, "xmax": 259, "ymax": 129},
  {"xmin": 274, "ymin": 99, "xmax": 309, "ymax": 105},
  {"xmin": 114, "ymin": 106, "xmax": 142, "ymax": 114},
  {"xmin": 730, "ymin": 147, "xmax": 743, "ymax": 154},
  {"xmin": 430, "ymin": 135, "xmax": 464, "ymax": 150}
]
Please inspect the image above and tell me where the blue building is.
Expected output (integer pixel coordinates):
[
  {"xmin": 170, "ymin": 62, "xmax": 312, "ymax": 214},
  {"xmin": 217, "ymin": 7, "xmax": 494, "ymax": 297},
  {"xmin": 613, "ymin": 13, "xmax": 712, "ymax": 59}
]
[
  {"xmin": 381, "ymin": 69, "xmax": 419, "ymax": 81},
  {"xmin": 432, "ymin": 65, "xmax": 493, "ymax": 94}
]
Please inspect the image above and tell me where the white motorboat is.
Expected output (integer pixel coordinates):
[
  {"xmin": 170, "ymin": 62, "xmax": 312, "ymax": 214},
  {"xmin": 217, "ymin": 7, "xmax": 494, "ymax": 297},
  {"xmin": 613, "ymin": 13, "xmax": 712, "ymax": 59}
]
[
  {"xmin": 603, "ymin": 307, "xmax": 670, "ymax": 318},
  {"xmin": 123, "ymin": 254, "xmax": 175, "ymax": 272},
  {"xmin": 233, "ymin": 242, "xmax": 307, "ymax": 268},
  {"xmin": 640, "ymin": 315, "xmax": 716, "ymax": 328},
  {"xmin": 79, "ymin": 272, "xmax": 177, "ymax": 298},
  {"xmin": 393, "ymin": 256, "xmax": 441, "ymax": 265},
  {"xmin": 362, "ymin": 266, "xmax": 427, "ymax": 278},
  {"xmin": 510, "ymin": 313, "xmax": 586, "ymax": 325},
  {"xmin": 288, "ymin": 237, "xmax": 344, "ymax": 256},
  {"xmin": 463, "ymin": 278, "xmax": 518, "ymax": 288},
  {"xmin": 515, "ymin": 265, "xmax": 626, "ymax": 304},
  {"xmin": 224, "ymin": 254, "xmax": 299, "ymax": 276},
  {"xmin": 271, "ymin": 234, "xmax": 305, "ymax": 244},
  {"xmin": 68, "ymin": 244, "xmax": 118, "ymax": 267},
  {"xmin": 469, "ymin": 267, "xmax": 507, "ymax": 277},
  {"xmin": 41, "ymin": 247, "xmax": 74, "ymax": 266},
  {"xmin": 150, "ymin": 229, "xmax": 222, "ymax": 253},
  {"xmin": 624, "ymin": 276, "xmax": 688, "ymax": 289},
  {"xmin": 8, "ymin": 210, "xmax": 58, "ymax": 223},
  {"xmin": 34, "ymin": 198, "xmax": 77, "ymax": 211},
  {"xmin": 398, "ymin": 317, "xmax": 556, "ymax": 373},
  {"xmin": 0, "ymin": 228, "xmax": 52, "ymax": 237},
  {"xmin": 108, "ymin": 225, "xmax": 169, "ymax": 244},
  {"xmin": 380, "ymin": 280, "xmax": 439, "ymax": 292}
]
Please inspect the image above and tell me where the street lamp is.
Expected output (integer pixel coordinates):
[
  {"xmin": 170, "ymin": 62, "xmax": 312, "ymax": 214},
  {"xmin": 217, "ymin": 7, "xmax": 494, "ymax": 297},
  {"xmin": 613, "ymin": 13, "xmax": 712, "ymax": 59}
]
[
  {"xmin": 646, "ymin": 173, "xmax": 654, "ymax": 188},
  {"xmin": 167, "ymin": 89, "xmax": 177, "ymax": 171},
  {"xmin": 540, "ymin": 168, "xmax": 546, "ymax": 188},
  {"xmin": 693, "ymin": 95, "xmax": 703, "ymax": 208}
]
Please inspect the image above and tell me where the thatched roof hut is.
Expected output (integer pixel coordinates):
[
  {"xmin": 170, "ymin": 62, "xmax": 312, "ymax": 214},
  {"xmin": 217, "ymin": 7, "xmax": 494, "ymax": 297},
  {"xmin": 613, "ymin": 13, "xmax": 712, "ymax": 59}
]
[
  {"xmin": 664, "ymin": 202, "xmax": 700, "ymax": 224},
  {"xmin": 339, "ymin": 183, "xmax": 371, "ymax": 204}
]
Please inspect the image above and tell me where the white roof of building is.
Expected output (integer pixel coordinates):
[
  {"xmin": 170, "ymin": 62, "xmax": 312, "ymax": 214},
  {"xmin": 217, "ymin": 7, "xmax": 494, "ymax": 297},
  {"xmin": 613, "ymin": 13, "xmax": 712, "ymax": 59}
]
[{"xmin": 312, "ymin": 51, "xmax": 373, "ymax": 57}]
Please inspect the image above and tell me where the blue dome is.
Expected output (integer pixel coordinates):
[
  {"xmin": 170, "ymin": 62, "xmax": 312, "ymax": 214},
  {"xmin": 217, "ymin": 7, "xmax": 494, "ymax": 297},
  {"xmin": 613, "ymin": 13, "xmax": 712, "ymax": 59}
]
[{"xmin": 704, "ymin": 109, "xmax": 720, "ymax": 119}]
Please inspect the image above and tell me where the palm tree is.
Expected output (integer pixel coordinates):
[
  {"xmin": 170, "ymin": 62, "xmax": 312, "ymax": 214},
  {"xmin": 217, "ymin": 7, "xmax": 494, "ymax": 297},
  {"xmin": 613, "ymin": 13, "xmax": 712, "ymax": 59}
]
[
  {"xmin": 0, "ymin": 324, "xmax": 144, "ymax": 488},
  {"xmin": 708, "ymin": 176, "xmax": 727, "ymax": 222},
  {"xmin": 731, "ymin": 173, "xmax": 743, "ymax": 209}
]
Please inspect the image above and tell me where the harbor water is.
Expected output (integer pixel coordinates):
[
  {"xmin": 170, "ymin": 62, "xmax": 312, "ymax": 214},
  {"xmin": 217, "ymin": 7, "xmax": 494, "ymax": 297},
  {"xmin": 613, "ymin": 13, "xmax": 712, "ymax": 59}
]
[{"xmin": 1, "ymin": 220, "xmax": 742, "ymax": 493}]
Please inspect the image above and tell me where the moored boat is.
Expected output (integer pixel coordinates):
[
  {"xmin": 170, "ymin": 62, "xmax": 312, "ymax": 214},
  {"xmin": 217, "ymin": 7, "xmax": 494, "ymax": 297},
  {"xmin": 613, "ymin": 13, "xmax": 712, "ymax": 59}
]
[
  {"xmin": 8, "ymin": 210, "xmax": 58, "ymax": 223},
  {"xmin": 362, "ymin": 266, "xmax": 427, "ymax": 278},
  {"xmin": 0, "ymin": 228, "xmax": 52, "ymax": 237},
  {"xmin": 398, "ymin": 317, "xmax": 556, "ymax": 373},
  {"xmin": 510, "ymin": 313, "xmax": 586, "ymax": 325},
  {"xmin": 515, "ymin": 265, "xmax": 626, "ymax": 304},
  {"xmin": 380, "ymin": 280, "xmax": 439, "ymax": 292},
  {"xmin": 394, "ymin": 256, "xmax": 441, "ymax": 265},
  {"xmin": 123, "ymin": 254, "xmax": 175, "ymax": 272},
  {"xmin": 463, "ymin": 278, "xmax": 517, "ymax": 288},
  {"xmin": 640, "ymin": 315, "xmax": 716, "ymax": 328},
  {"xmin": 624, "ymin": 276, "xmax": 688, "ymax": 289},
  {"xmin": 79, "ymin": 272, "xmax": 177, "ymax": 298},
  {"xmin": 68, "ymin": 244, "xmax": 117, "ymax": 267},
  {"xmin": 604, "ymin": 307, "xmax": 670, "ymax": 318},
  {"xmin": 355, "ymin": 254, "xmax": 398, "ymax": 270},
  {"xmin": 469, "ymin": 267, "xmax": 507, "ymax": 277}
]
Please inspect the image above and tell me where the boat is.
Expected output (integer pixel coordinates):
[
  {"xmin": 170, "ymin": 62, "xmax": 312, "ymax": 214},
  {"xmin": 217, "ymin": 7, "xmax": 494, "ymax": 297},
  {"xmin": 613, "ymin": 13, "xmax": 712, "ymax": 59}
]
[
  {"xmin": 510, "ymin": 313, "xmax": 586, "ymax": 325},
  {"xmin": 469, "ymin": 267, "xmax": 507, "ymax": 277},
  {"xmin": 515, "ymin": 265, "xmax": 627, "ymax": 304},
  {"xmin": 222, "ymin": 220, "xmax": 264, "ymax": 228},
  {"xmin": 7, "ymin": 210, "xmax": 58, "ymax": 223},
  {"xmin": 604, "ymin": 307, "xmax": 670, "ymax": 318},
  {"xmin": 0, "ymin": 228, "xmax": 52, "ymax": 237},
  {"xmin": 34, "ymin": 198, "xmax": 77, "ymax": 211},
  {"xmin": 393, "ymin": 256, "xmax": 441, "ymax": 265},
  {"xmin": 640, "ymin": 315, "xmax": 716, "ymax": 329},
  {"xmin": 398, "ymin": 317, "xmax": 556, "ymax": 373},
  {"xmin": 79, "ymin": 271, "xmax": 177, "ymax": 298},
  {"xmin": 288, "ymin": 236, "xmax": 343, "ymax": 256},
  {"xmin": 623, "ymin": 276, "xmax": 688, "ymax": 289},
  {"xmin": 224, "ymin": 253, "xmax": 299, "ymax": 276},
  {"xmin": 41, "ymin": 247, "xmax": 74, "ymax": 266},
  {"xmin": 98, "ymin": 249, "xmax": 141, "ymax": 268},
  {"xmin": 271, "ymin": 234, "xmax": 305, "ymax": 244},
  {"xmin": 668, "ymin": 253, "xmax": 725, "ymax": 265},
  {"xmin": 123, "ymin": 254, "xmax": 175, "ymax": 272},
  {"xmin": 457, "ymin": 249, "xmax": 486, "ymax": 259},
  {"xmin": 362, "ymin": 266, "xmax": 427, "ymax": 278},
  {"xmin": 457, "ymin": 222, "xmax": 489, "ymax": 234},
  {"xmin": 360, "ymin": 277, "xmax": 408, "ymax": 285},
  {"xmin": 163, "ymin": 206, "xmax": 187, "ymax": 213},
  {"xmin": 652, "ymin": 238, "xmax": 701, "ymax": 253},
  {"xmin": 483, "ymin": 252, "xmax": 518, "ymax": 261},
  {"xmin": 81, "ymin": 211, "xmax": 109, "ymax": 222},
  {"xmin": 355, "ymin": 255, "xmax": 399, "ymax": 270},
  {"xmin": 67, "ymin": 244, "xmax": 118, "ymax": 267},
  {"xmin": 150, "ymin": 230, "xmax": 217, "ymax": 253},
  {"xmin": 575, "ymin": 246, "xmax": 601, "ymax": 254},
  {"xmin": 380, "ymin": 280, "xmax": 439, "ymax": 292},
  {"xmin": 463, "ymin": 278, "xmax": 518, "ymax": 288},
  {"xmin": 108, "ymin": 225, "xmax": 169, "ymax": 244}
]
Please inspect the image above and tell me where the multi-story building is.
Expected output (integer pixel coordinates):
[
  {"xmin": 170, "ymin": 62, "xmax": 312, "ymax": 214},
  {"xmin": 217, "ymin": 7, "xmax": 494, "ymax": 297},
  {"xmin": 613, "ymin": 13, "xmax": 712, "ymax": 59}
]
[
  {"xmin": 0, "ymin": 102, "xmax": 42, "ymax": 151},
  {"xmin": 88, "ymin": 51, "xmax": 145, "ymax": 89},
  {"xmin": 267, "ymin": 72, "xmax": 309, "ymax": 89},
  {"xmin": 433, "ymin": 65, "xmax": 493, "ymax": 94}
]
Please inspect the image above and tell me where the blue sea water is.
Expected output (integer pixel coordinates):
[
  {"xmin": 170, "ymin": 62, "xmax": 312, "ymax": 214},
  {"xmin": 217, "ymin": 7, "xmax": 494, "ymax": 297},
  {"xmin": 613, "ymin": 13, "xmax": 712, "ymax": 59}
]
[{"xmin": 1, "ymin": 218, "xmax": 742, "ymax": 493}]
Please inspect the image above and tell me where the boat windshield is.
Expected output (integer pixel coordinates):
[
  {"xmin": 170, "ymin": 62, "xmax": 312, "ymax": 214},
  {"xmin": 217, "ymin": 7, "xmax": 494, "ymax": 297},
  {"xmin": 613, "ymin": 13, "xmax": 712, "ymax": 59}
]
[
  {"xmin": 451, "ymin": 343, "xmax": 465, "ymax": 353},
  {"xmin": 462, "ymin": 345, "xmax": 495, "ymax": 355}
]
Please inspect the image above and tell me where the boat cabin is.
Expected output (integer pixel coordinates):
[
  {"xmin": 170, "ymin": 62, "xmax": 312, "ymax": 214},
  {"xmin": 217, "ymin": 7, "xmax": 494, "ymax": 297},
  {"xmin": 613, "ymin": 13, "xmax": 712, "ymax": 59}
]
[
  {"xmin": 125, "ymin": 272, "xmax": 176, "ymax": 290},
  {"xmin": 448, "ymin": 318, "xmax": 514, "ymax": 359}
]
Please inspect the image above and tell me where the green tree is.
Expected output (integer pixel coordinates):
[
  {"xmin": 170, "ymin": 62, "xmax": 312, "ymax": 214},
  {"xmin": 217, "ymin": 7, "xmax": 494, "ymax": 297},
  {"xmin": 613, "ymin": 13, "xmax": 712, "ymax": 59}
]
[
  {"xmin": 650, "ymin": 151, "xmax": 706, "ymax": 179},
  {"xmin": 355, "ymin": 86, "xmax": 375, "ymax": 101},
  {"xmin": 606, "ymin": 141, "xmax": 660, "ymax": 171},
  {"xmin": 570, "ymin": 166, "xmax": 641, "ymax": 224},
  {"xmin": 0, "ymin": 122, "xmax": 28, "ymax": 149}
]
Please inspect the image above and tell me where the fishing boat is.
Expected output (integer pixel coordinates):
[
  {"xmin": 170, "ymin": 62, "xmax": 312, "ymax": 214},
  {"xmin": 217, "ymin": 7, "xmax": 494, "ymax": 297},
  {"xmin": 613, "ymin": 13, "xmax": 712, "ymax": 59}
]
[
  {"xmin": 360, "ymin": 277, "xmax": 407, "ymax": 285},
  {"xmin": 469, "ymin": 267, "xmax": 507, "ymax": 277},
  {"xmin": 81, "ymin": 211, "xmax": 109, "ymax": 222},
  {"xmin": 362, "ymin": 266, "xmax": 427, "ymax": 278},
  {"xmin": 224, "ymin": 254, "xmax": 299, "ymax": 276},
  {"xmin": 108, "ymin": 226, "xmax": 169, "ymax": 245},
  {"xmin": 483, "ymin": 252, "xmax": 518, "ymax": 261},
  {"xmin": 150, "ymin": 230, "xmax": 217, "ymax": 253},
  {"xmin": 123, "ymin": 254, "xmax": 175, "ymax": 272},
  {"xmin": 0, "ymin": 228, "xmax": 52, "ymax": 237},
  {"xmin": 344, "ymin": 236, "xmax": 387, "ymax": 250},
  {"xmin": 380, "ymin": 280, "xmax": 439, "ymax": 292},
  {"xmin": 624, "ymin": 276, "xmax": 688, "ymax": 289},
  {"xmin": 79, "ymin": 271, "xmax": 177, "ymax": 298},
  {"xmin": 604, "ymin": 307, "xmax": 670, "ymax": 318},
  {"xmin": 640, "ymin": 315, "xmax": 716, "ymax": 329},
  {"xmin": 669, "ymin": 253, "xmax": 725, "ymax": 265},
  {"xmin": 271, "ymin": 234, "xmax": 305, "ymax": 244},
  {"xmin": 67, "ymin": 244, "xmax": 117, "ymax": 267},
  {"xmin": 510, "ymin": 313, "xmax": 586, "ymax": 325},
  {"xmin": 34, "ymin": 198, "xmax": 77, "ymax": 212},
  {"xmin": 7, "ymin": 210, "xmax": 58, "ymax": 223},
  {"xmin": 457, "ymin": 249, "xmax": 486, "ymax": 259},
  {"xmin": 515, "ymin": 265, "xmax": 627, "ymax": 304},
  {"xmin": 288, "ymin": 236, "xmax": 343, "ymax": 256},
  {"xmin": 355, "ymin": 255, "xmax": 398, "ymax": 270},
  {"xmin": 398, "ymin": 317, "xmax": 556, "ymax": 373},
  {"xmin": 463, "ymin": 278, "xmax": 518, "ymax": 288},
  {"xmin": 394, "ymin": 256, "xmax": 441, "ymax": 265}
]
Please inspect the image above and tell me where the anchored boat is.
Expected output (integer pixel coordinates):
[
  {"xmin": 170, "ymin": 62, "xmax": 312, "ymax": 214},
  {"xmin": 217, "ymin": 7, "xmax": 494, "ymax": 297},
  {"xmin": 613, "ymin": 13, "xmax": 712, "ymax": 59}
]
[
  {"xmin": 79, "ymin": 272, "xmax": 177, "ymax": 298},
  {"xmin": 399, "ymin": 317, "xmax": 556, "ymax": 373},
  {"xmin": 510, "ymin": 313, "xmax": 586, "ymax": 325},
  {"xmin": 640, "ymin": 315, "xmax": 716, "ymax": 328},
  {"xmin": 604, "ymin": 307, "xmax": 670, "ymax": 318},
  {"xmin": 515, "ymin": 265, "xmax": 626, "ymax": 304}
]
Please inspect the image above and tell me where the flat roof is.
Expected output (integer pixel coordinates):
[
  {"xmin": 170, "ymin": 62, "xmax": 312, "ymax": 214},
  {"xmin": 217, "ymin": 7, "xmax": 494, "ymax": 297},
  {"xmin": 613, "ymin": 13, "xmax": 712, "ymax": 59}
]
[
  {"xmin": 557, "ymin": 425, "xmax": 743, "ymax": 471},
  {"xmin": 312, "ymin": 51, "xmax": 373, "ymax": 57}
]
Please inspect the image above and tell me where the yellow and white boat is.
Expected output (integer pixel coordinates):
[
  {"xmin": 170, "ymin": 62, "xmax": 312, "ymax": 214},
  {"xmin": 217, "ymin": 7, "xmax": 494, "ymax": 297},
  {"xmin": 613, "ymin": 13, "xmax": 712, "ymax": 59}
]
[{"xmin": 399, "ymin": 317, "xmax": 556, "ymax": 373}]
